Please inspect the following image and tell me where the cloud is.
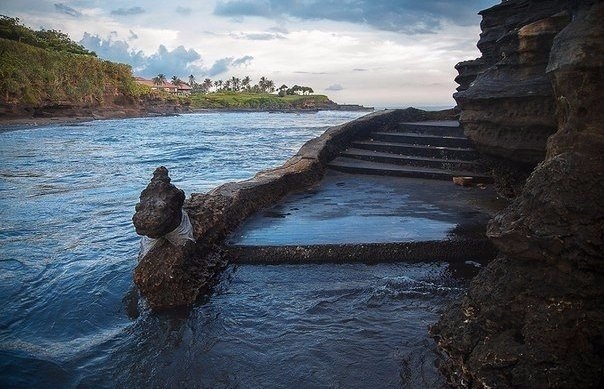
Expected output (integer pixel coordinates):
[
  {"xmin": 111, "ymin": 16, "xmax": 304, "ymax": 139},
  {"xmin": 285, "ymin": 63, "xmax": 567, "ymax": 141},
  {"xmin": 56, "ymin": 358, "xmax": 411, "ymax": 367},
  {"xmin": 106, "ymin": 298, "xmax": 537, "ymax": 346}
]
[
  {"xmin": 207, "ymin": 58, "xmax": 233, "ymax": 76},
  {"xmin": 54, "ymin": 3, "xmax": 82, "ymax": 17},
  {"xmin": 295, "ymin": 71, "xmax": 329, "ymax": 75},
  {"xmin": 207, "ymin": 55, "xmax": 254, "ymax": 76},
  {"xmin": 268, "ymin": 26, "xmax": 289, "ymax": 34},
  {"xmin": 128, "ymin": 30, "xmax": 138, "ymax": 40},
  {"xmin": 214, "ymin": 0, "xmax": 492, "ymax": 33},
  {"xmin": 176, "ymin": 6, "xmax": 193, "ymax": 15},
  {"xmin": 80, "ymin": 32, "xmax": 147, "ymax": 68},
  {"xmin": 231, "ymin": 32, "xmax": 285, "ymax": 41},
  {"xmin": 353, "ymin": 68, "xmax": 368, "ymax": 72},
  {"xmin": 79, "ymin": 33, "xmax": 204, "ymax": 77},
  {"xmin": 144, "ymin": 45, "xmax": 204, "ymax": 77},
  {"xmin": 232, "ymin": 55, "xmax": 254, "ymax": 66},
  {"xmin": 230, "ymin": 32, "xmax": 285, "ymax": 40},
  {"xmin": 326, "ymin": 84, "xmax": 344, "ymax": 91},
  {"xmin": 111, "ymin": 7, "xmax": 145, "ymax": 16}
]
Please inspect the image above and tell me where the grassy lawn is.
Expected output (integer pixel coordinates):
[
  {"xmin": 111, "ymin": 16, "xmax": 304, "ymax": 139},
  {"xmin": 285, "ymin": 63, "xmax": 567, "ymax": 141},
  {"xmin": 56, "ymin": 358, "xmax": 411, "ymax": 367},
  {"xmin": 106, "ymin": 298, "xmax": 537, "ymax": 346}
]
[{"xmin": 189, "ymin": 92, "xmax": 332, "ymax": 109}]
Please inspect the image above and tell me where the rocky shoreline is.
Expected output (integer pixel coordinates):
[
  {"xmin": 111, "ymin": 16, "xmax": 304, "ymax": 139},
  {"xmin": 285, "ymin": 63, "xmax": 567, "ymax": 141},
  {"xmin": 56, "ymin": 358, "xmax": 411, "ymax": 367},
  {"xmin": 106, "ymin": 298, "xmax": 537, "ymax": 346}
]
[
  {"xmin": 430, "ymin": 1, "xmax": 604, "ymax": 387},
  {"xmin": 128, "ymin": 1, "xmax": 603, "ymax": 386},
  {"xmin": 0, "ymin": 104, "xmax": 374, "ymax": 132}
]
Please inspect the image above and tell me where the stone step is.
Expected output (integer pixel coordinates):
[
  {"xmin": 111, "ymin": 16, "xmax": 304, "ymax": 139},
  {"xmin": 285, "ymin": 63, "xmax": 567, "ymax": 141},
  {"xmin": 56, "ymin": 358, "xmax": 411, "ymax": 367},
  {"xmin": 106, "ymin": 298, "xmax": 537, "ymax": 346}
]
[
  {"xmin": 225, "ymin": 241, "xmax": 497, "ymax": 264},
  {"xmin": 395, "ymin": 121, "xmax": 465, "ymax": 137},
  {"xmin": 341, "ymin": 148, "xmax": 484, "ymax": 171},
  {"xmin": 328, "ymin": 157, "xmax": 492, "ymax": 182},
  {"xmin": 352, "ymin": 140, "xmax": 479, "ymax": 160},
  {"xmin": 370, "ymin": 132, "xmax": 472, "ymax": 148}
]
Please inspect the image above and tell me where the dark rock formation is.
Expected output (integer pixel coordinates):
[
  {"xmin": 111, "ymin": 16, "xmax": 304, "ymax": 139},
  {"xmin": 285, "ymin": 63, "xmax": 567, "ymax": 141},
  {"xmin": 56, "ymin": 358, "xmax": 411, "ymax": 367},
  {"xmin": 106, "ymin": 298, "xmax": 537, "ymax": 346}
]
[
  {"xmin": 432, "ymin": 1, "xmax": 604, "ymax": 387},
  {"xmin": 454, "ymin": 59, "xmax": 486, "ymax": 92},
  {"xmin": 455, "ymin": 0, "xmax": 570, "ymax": 169},
  {"xmin": 133, "ymin": 109, "xmax": 452, "ymax": 310},
  {"xmin": 133, "ymin": 166, "xmax": 185, "ymax": 239}
]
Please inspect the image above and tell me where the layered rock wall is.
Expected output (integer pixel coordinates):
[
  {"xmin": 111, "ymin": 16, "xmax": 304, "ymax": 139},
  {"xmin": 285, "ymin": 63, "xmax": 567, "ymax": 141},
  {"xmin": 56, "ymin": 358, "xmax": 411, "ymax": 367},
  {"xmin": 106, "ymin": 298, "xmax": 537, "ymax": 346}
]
[
  {"xmin": 432, "ymin": 1, "xmax": 604, "ymax": 387},
  {"xmin": 455, "ymin": 0, "xmax": 570, "ymax": 167}
]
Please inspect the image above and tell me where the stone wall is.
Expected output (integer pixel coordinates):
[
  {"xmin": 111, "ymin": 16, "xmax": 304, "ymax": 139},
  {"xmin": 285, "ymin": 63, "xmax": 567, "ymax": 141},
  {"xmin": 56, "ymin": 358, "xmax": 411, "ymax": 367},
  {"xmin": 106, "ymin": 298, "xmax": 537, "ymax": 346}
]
[
  {"xmin": 132, "ymin": 108, "xmax": 453, "ymax": 310},
  {"xmin": 432, "ymin": 1, "xmax": 604, "ymax": 387}
]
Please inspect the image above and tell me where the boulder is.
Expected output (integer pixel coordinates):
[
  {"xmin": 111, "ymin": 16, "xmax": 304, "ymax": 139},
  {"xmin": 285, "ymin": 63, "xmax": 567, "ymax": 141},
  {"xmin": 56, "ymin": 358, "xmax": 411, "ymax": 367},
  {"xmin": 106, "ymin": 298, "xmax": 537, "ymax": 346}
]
[{"xmin": 132, "ymin": 166, "xmax": 185, "ymax": 239}]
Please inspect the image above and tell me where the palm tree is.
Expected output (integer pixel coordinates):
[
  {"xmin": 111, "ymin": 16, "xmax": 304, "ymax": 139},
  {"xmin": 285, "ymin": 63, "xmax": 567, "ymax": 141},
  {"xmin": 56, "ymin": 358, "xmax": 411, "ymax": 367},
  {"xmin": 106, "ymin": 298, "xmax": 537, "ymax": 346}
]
[
  {"xmin": 266, "ymin": 79, "xmax": 275, "ymax": 93},
  {"xmin": 153, "ymin": 73, "xmax": 166, "ymax": 86},
  {"xmin": 258, "ymin": 76, "xmax": 268, "ymax": 93},
  {"xmin": 188, "ymin": 74, "xmax": 196, "ymax": 87},
  {"xmin": 202, "ymin": 78, "xmax": 213, "ymax": 93},
  {"xmin": 242, "ymin": 76, "xmax": 251, "ymax": 92},
  {"xmin": 230, "ymin": 76, "xmax": 241, "ymax": 92},
  {"xmin": 171, "ymin": 75, "xmax": 183, "ymax": 86}
]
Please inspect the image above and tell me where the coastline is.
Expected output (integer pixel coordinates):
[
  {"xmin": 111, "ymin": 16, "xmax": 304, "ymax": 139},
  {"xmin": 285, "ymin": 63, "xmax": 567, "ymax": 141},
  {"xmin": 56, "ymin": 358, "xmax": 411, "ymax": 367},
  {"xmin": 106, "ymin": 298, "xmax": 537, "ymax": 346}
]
[{"xmin": 0, "ymin": 105, "xmax": 375, "ymax": 132}]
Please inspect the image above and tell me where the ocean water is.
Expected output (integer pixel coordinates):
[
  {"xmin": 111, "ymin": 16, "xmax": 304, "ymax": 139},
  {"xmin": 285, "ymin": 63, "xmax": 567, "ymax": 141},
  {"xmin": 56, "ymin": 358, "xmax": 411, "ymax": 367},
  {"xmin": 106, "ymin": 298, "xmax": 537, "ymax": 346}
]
[{"xmin": 1, "ymin": 111, "xmax": 467, "ymax": 388}]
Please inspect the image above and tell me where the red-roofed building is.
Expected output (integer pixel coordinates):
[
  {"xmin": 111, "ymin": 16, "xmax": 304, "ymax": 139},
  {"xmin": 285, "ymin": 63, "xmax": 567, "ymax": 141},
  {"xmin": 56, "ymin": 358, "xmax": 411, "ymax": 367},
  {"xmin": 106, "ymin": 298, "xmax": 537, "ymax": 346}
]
[{"xmin": 134, "ymin": 77, "xmax": 192, "ymax": 96}]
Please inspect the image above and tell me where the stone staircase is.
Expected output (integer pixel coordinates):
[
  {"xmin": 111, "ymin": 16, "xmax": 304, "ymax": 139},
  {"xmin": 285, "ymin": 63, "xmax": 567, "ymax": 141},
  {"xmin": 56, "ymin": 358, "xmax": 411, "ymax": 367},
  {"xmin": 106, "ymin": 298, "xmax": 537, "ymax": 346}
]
[{"xmin": 328, "ymin": 121, "xmax": 492, "ymax": 183}]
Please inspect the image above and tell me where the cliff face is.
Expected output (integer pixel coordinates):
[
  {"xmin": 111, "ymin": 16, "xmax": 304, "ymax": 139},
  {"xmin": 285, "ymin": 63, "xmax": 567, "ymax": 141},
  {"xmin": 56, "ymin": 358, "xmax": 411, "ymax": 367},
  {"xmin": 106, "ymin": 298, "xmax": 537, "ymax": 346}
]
[
  {"xmin": 432, "ymin": 1, "xmax": 604, "ymax": 387},
  {"xmin": 455, "ymin": 0, "xmax": 569, "ymax": 167}
]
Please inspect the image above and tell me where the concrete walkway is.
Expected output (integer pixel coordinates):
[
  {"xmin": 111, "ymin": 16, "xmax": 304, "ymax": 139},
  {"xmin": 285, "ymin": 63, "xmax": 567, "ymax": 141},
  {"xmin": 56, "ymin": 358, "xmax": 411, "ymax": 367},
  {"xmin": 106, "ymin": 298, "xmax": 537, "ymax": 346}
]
[{"xmin": 225, "ymin": 170, "xmax": 507, "ymax": 263}]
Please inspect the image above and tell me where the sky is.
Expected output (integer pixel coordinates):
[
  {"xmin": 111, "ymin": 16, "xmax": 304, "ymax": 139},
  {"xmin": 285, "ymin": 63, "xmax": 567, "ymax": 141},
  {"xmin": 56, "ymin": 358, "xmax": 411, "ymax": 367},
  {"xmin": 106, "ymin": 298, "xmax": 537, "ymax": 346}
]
[{"xmin": 1, "ymin": 0, "xmax": 500, "ymax": 108}]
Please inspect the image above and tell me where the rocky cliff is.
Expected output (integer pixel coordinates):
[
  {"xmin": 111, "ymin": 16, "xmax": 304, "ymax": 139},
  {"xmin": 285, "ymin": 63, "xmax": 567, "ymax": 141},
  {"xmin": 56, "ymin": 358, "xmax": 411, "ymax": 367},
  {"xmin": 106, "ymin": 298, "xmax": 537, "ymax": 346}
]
[{"xmin": 431, "ymin": 1, "xmax": 604, "ymax": 387}]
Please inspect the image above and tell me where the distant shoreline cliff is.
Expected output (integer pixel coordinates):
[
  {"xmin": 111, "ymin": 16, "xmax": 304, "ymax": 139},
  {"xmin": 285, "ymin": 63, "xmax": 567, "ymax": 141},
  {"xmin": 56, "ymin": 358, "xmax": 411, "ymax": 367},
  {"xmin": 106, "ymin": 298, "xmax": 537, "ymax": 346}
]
[{"xmin": 0, "ymin": 17, "xmax": 372, "ymax": 125}]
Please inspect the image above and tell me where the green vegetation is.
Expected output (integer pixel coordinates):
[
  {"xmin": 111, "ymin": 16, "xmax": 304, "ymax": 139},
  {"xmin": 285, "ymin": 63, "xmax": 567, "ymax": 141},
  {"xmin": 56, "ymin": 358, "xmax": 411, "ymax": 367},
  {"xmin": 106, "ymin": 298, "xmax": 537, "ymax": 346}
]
[
  {"xmin": 189, "ymin": 92, "xmax": 332, "ymax": 110},
  {"xmin": 0, "ymin": 16, "xmax": 142, "ymax": 106},
  {"xmin": 0, "ymin": 15, "xmax": 335, "ymax": 112},
  {"xmin": 0, "ymin": 37, "xmax": 140, "ymax": 105},
  {"xmin": 185, "ymin": 75, "xmax": 323, "ymax": 109},
  {"xmin": 0, "ymin": 15, "xmax": 96, "ymax": 56},
  {"xmin": 190, "ymin": 75, "xmax": 314, "ymax": 97}
]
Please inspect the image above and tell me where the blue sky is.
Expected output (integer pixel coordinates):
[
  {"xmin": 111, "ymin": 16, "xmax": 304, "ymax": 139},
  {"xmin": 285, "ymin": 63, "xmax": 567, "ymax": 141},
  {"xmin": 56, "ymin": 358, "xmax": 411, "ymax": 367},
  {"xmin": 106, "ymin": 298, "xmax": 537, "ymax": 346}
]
[{"xmin": 1, "ymin": 0, "xmax": 499, "ymax": 107}]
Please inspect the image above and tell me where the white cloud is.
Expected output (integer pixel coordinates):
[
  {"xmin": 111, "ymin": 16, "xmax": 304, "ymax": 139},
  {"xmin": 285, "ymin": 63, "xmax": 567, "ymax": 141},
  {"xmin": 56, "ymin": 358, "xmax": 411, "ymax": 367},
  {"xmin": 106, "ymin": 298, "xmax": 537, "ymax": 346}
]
[
  {"xmin": 2, "ymin": 0, "xmax": 497, "ymax": 106},
  {"xmin": 326, "ymin": 84, "xmax": 344, "ymax": 91}
]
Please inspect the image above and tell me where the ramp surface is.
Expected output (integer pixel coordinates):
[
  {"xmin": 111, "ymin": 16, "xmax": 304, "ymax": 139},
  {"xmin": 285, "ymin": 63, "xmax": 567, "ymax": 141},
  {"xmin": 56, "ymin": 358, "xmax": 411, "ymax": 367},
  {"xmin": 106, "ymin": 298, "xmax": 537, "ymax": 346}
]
[{"xmin": 226, "ymin": 170, "xmax": 504, "ymax": 247}]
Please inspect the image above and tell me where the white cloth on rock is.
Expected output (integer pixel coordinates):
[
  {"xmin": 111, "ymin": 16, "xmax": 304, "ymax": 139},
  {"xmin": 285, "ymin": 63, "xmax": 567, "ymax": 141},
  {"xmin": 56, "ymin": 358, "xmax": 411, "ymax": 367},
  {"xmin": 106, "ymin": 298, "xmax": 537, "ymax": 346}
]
[{"xmin": 138, "ymin": 210, "xmax": 195, "ymax": 260}]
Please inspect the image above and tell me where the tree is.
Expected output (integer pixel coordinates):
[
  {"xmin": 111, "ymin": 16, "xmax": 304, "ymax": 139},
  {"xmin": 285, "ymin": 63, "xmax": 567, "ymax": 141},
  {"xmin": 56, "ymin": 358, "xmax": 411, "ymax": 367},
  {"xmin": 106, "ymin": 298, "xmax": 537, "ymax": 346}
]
[
  {"xmin": 153, "ymin": 73, "xmax": 166, "ymax": 86},
  {"xmin": 202, "ymin": 78, "xmax": 213, "ymax": 93},
  {"xmin": 258, "ymin": 76, "xmax": 268, "ymax": 93},
  {"xmin": 242, "ymin": 76, "xmax": 251, "ymax": 92},
  {"xmin": 171, "ymin": 75, "xmax": 183, "ymax": 86},
  {"xmin": 266, "ymin": 79, "xmax": 275, "ymax": 93},
  {"xmin": 0, "ymin": 16, "xmax": 96, "ymax": 56},
  {"xmin": 278, "ymin": 84, "xmax": 288, "ymax": 97},
  {"xmin": 230, "ymin": 76, "xmax": 240, "ymax": 92},
  {"xmin": 188, "ymin": 74, "xmax": 196, "ymax": 87}
]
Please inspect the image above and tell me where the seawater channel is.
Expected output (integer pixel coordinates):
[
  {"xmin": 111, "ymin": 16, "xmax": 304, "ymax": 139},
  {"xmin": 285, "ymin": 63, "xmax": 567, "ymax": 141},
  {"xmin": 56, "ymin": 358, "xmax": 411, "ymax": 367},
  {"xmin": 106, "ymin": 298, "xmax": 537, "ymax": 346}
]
[{"xmin": 1, "ymin": 111, "xmax": 471, "ymax": 388}]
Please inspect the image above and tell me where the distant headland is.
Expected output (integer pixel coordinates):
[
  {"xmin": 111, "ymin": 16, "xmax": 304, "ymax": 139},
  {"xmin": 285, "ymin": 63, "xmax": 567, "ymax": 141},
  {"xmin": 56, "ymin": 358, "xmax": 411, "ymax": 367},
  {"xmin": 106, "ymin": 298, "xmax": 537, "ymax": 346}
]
[{"xmin": 0, "ymin": 15, "xmax": 372, "ymax": 126}]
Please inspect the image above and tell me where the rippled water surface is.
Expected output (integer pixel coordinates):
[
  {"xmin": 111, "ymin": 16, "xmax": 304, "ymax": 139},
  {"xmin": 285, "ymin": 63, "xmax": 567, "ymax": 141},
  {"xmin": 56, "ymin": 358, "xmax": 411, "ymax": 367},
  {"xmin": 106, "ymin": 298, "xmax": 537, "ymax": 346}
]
[{"xmin": 1, "ymin": 111, "xmax": 468, "ymax": 388}]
